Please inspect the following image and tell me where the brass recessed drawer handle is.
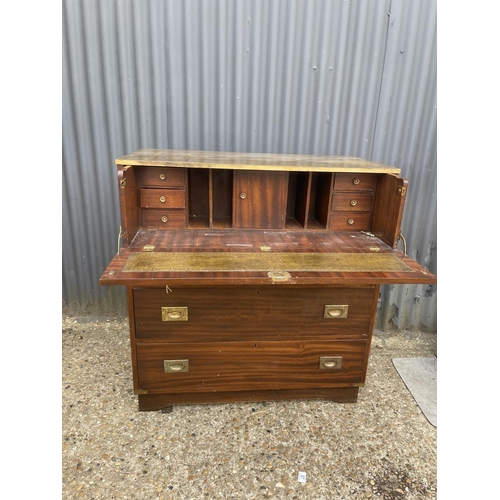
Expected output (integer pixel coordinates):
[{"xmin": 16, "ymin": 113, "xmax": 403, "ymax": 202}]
[
  {"xmin": 164, "ymin": 359, "xmax": 189, "ymax": 373},
  {"xmin": 324, "ymin": 305, "xmax": 348, "ymax": 319},
  {"xmin": 319, "ymin": 356, "xmax": 343, "ymax": 370},
  {"xmin": 160, "ymin": 195, "xmax": 166, "ymax": 203},
  {"xmin": 161, "ymin": 306, "xmax": 188, "ymax": 321},
  {"xmin": 159, "ymin": 173, "xmax": 166, "ymax": 180}
]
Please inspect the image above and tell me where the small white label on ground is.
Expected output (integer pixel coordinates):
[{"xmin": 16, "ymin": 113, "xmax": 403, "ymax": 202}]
[{"xmin": 298, "ymin": 471, "xmax": 307, "ymax": 483}]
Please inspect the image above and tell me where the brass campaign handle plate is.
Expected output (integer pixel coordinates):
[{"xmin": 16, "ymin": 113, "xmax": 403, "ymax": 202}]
[
  {"xmin": 323, "ymin": 305, "xmax": 349, "ymax": 319},
  {"xmin": 162, "ymin": 306, "xmax": 188, "ymax": 321},
  {"xmin": 164, "ymin": 359, "xmax": 189, "ymax": 373}
]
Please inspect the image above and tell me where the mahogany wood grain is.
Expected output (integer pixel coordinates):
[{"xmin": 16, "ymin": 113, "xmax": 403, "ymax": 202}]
[
  {"xmin": 371, "ymin": 174, "xmax": 407, "ymax": 248},
  {"xmin": 127, "ymin": 287, "xmax": 139, "ymax": 391},
  {"xmin": 312, "ymin": 172, "xmax": 333, "ymax": 227},
  {"xmin": 233, "ymin": 171, "xmax": 287, "ymax": 229},
  {"xmin": 211, "ymin": 169, "xmax": 233, "ymax": 226},
  {"xmin": 132, "ymin": 286, "xmax": 375, "ymax": 341},
  {"xmin": 286, "ymin": 172, "xmax": 311, "ymax": 228},
  {"xmin": 138, "ymin": 167, "xmax": 186, "ymax": 188},
  {"xmin": 328, "ymin": 212, "xmax": 371, "ymax": 231},
  {"xmin": 141, "ymin": 209, "xmax": 186, "ymax": 229},
  {"xmin": 135, "ymin": 339, "xmax": 368, "ymax": 393},
  {"xmin": 99, "ymin": 230, "xmax": 437, "ymax": 287},
  {"xmin": 118, "ymin": 166, "xmax": 139, "ymax": 247},
  {"xmin": 101, "ymin": 151, "xmax": 437, "ymax": 411},
  {"xmin": 333, "ymin": 173, "xmax": 378, "ymax": 191},
  {"xmin": 137, "ymin": 387, "xmax": 360, "ymax": 410},
  {"xmin": 139, "ymin": 188, "xmax": 186, "ymax": 209},
  {"xmin": 331, "ymin": 192, "xmax": 374, "ymax": 212},
  {"xmin": 188, "ymin": 169, "xmax": 210, "ymax": 220}
]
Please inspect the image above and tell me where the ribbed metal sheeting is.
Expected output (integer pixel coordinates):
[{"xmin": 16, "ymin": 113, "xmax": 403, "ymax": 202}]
[{"xmin": 62, "ymin": 0, "xmax": 437, "ymax": 330}]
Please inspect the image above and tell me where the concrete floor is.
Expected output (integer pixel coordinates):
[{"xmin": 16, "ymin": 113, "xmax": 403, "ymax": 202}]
[{"xmin": 62, "ymin": 316, "xmax": 437, "ymax": 499}]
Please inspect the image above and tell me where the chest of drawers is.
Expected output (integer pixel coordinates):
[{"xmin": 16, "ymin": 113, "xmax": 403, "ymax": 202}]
[{"xmin": 100, "ymin": 149, "xmax": 436, "ymax": 411}]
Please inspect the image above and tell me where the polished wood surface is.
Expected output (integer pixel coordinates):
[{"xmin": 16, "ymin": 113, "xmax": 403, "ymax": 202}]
[
  {"xmin": 133, "ymin": 286, "xmax": 375, "ymax": 341},
  {"xmin": 233, "ymin": 170, "xmax": 287, "ymax": 229},
  {"xmin": 139, "ymin": 188, "xmax": 186, "ymax": 209},
  {"xmin": 116, "ymin": 148, "xmax": 401, "ymax": 173},
  {"xmin": 101, "ymin": 150, "xmax": 436, "ymax": 411},
  {"xmin": 118, "ymin": 167, "xmax": 139, "ymax": 247},
  {"xmin": 136, "ymin": 339, "xmax": 368, "ymax": 393},
  {"xmin": 138, "ymin": 167, "xmax": 186, "ymax": 188},
  {"xmin": 371, "ymin": 174, "xmax": 407, "ymax": 248}
]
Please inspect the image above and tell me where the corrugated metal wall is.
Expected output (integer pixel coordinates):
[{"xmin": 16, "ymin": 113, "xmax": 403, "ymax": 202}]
[{"xmin": 62, "ymin": 0, "xmax": 437, "ymax": 331}]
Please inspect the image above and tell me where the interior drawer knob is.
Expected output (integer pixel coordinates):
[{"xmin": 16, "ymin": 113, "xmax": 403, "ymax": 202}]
[
  {"xmin": 347, "ymin": 218, "xmax": 354, "ymax": 225},
  {"xmin": 350, "ymin": 199, "xmax": 357, "ymax": 206},
  {"xmin": 240, "ymin": 192, "xmax": 247, "ymax": 199},
  {"xmin": 159, "ymin": 173, "xmax": 166, "ymax": 180},
  {"xmin": 353, "ymin": 178, "xmax": 360, "ymax": 185},
  {"xmin": 161, "ymin": 216, "xmax": 168, "ymax": 223},
  {"xmin": 160, "ymin": 195, "xmax": 166, "ymax": 203},
  {"xmin": 319, "ymin": 356, "xmax": 343, "ymax": 370},
  {"xmin": 324, "ymin": 305, "xmax": 349, "ymax": 319},
  {"xmin": 162, "ymin": 306, "xmax": 188, "ymax": 321}
]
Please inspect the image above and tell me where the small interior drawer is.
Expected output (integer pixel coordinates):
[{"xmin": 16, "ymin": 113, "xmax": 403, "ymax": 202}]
[
  {"xmin": 136, "ymin": 339, "xmax": 368, "ymax": 393},
  {"xmin": 141, "ymin": 209, "xmax": 187, "ymax": 229},
  {"xmin": 333, "ymin": 173, "xmax": 378, "ymax": 191},
  {"xmin": 139, "ymin": 167, "xmax": 186, "ymax": 188},
  {"xmin": 328, "ymin": 212, "xmax": 371, "ymax": 231},
  {"xmin": 140, "ymin": 188, "xmax": 186, "ymax": 209},
  {"xmin": 331, "ymin": 192, "xmax": 374, "ymax": 212}
]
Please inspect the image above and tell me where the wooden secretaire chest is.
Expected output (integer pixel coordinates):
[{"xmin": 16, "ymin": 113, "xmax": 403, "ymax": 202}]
[{"xmin": 100, "ymin": 149, "xmax": 436, "ymax": 411}]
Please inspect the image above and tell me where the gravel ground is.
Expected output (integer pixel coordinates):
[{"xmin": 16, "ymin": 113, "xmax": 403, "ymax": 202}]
[{"xmin": 62, "ymin": 316, "xmax": 437, "ymax": 500}]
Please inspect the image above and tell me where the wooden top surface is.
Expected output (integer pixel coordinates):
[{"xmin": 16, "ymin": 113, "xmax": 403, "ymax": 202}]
[{"xmin": 115, "ymin": 149, "xmax": 401, "ymax": 174}]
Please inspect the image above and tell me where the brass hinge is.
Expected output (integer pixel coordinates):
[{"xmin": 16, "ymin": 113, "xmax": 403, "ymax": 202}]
[
  {"xmin": 120, "ymin": 178, "xmax": 127, "ymax": 188},
  {"xmin": 134, "ymin": 389, "xmax": 149, "ymax": 395},
  {"xmin": 352, "ymin": 382, "xmax": 365, "ymax": 388},
  {"xmin": 397, "ymin": 186, "xmax": 406, "ymax": 196},
  {"xmin": 143, "ymin": 244, "xmax": 155, "ymax": 252}
]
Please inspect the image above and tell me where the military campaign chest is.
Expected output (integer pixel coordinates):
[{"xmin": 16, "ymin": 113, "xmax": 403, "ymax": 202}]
[{"xmin": 100, "ymin": 149, "xmax": 436, "ymax": 411}]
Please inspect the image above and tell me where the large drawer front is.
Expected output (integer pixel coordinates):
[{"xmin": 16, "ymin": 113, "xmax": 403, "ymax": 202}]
[
  {"xmin": 136, "ymin": 339, "xmax": 367, "ymax": 394},
  {"xmin": 133, "ymin": 286, "xmax": 376, "ymax": 341}
]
